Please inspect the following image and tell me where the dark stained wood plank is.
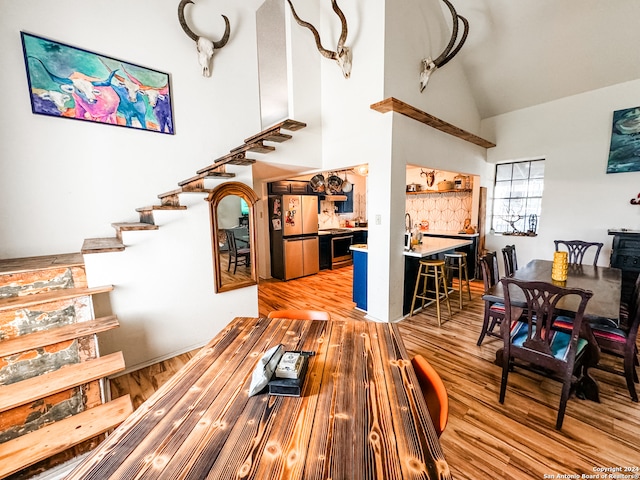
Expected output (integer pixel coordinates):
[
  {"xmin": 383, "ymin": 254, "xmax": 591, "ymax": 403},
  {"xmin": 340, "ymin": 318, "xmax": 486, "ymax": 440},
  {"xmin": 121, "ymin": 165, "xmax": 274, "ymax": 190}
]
[
  {"xmin": 0, "ymin": 315, "xmax": 119, "ymax": 357},
  {"xmin": 81, "ymin": 237, "xmax": 125, "ymax": 254},
  {"xmin": 0, "ymin": 395, "xmax": 133, "ymax": 479},
  {"xmin": 0, "ymin": 285, "xmax": 113, "ymax": 312},
  {"xmin": 0, "ymin": 254, "xmax": 84, "ymax": 275},
  {"xmin": 370, "ymin": 97, "xmax": 496, "ymax": 149},
  {"xmin": 0, "ymin": 352, "xmax": 125, "ymax": 413}
]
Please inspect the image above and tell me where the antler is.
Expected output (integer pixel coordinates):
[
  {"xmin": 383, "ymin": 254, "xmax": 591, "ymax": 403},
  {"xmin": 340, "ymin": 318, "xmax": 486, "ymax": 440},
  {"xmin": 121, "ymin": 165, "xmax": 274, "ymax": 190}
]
[
  {"xmin": 178, "ymin": 0, "xmax": 231, "ymax": 77},
  {"xmin": 420, "ymin": 0, "xmax": 469, "ymax": 92},
  {"xmin": 286, "ymin": 0, "xmax": 352, "ymax": 79}
]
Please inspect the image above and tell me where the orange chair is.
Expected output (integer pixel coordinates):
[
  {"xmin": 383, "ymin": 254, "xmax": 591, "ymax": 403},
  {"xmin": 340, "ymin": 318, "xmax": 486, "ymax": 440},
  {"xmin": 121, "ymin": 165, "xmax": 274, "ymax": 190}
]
[
  {"xmin": 267, "ymin": 309, "xmax": 331, "ymax": 321},
  {"xmin": 411, "ymin": 355, "xmax": 449, "ymax": 437}
]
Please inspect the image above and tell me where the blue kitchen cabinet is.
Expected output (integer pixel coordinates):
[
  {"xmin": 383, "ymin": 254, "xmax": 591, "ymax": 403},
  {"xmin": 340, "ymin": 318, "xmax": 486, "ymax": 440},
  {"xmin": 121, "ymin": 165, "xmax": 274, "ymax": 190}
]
[{"xmin": 352, "ymin": 249, "xmax": 367, "ymax": 311}]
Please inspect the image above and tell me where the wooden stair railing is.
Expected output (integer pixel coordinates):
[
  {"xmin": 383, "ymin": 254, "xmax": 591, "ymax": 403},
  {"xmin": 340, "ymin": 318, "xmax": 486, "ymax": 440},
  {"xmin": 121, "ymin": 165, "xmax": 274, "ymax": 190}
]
[
  {"xmin": 0, "ymin": 256, "xmax": 132, "ymax": 479},
  {"xmin": 81, "ymin": 118, "xmax": 306, "ymax": 255}
]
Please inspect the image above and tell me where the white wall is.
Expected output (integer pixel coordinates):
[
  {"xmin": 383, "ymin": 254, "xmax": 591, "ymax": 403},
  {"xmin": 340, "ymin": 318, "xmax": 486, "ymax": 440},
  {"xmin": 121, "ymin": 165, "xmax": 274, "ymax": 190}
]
[
  {"xmin": 0, "ymin": 0, "xmax": 263, "ymax": 258},
  {"xmin": 0, "ymin": 0, "xmax": 266, "ymax": 371},
  {"xmin": 481, "ymin": 79, "xmax": 640, "ymax": 270}
]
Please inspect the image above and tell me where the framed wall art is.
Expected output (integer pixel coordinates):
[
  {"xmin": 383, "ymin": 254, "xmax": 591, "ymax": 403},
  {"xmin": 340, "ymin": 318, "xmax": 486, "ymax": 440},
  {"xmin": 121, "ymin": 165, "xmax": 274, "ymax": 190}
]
[
  {"xmin": 21, "ymin": 32, "xmax": 174, "ymax": 134},
  {"xmin": 606, "ymin": 106, "xmax": 640, "ymax": 173}
]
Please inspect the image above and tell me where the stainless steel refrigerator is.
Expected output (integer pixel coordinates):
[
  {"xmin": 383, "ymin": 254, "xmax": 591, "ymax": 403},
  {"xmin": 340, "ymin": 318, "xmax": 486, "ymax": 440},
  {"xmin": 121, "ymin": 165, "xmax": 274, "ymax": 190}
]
[{"xmin": 269, "ymin": 195, "xmax": 319, "ymax": 280}]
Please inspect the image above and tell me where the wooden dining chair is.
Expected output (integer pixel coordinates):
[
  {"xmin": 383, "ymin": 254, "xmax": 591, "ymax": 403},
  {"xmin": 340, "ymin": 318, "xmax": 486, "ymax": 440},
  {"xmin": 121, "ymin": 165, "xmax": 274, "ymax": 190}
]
[
  {"xmin": 556, "ymin": 277, "xmax": 640, "ymax": 402},
  {"xmin": 267, "ymin": 309, "xmax": 331, "ymax": 321},
  {"xmin": 225, "ymin": 229, "xmax": 250, "ymax": 274},
  {"xmin": 499, "ymin": 277, "xmax": 593, "ymax": 429},
  {"xmin": 477, "ymin": 252, "xmax": 522, "ymax": 346},
  {"xmin": 411, "ymin": 355, "xmax": 449, "ymax": 437},
  {"xmin": 554, "ymin": 240, "xmax": 603, "ymax": 266},
  {"xmin": 501, "ymin": 244, "xmax": 518, "ymax": 277}
]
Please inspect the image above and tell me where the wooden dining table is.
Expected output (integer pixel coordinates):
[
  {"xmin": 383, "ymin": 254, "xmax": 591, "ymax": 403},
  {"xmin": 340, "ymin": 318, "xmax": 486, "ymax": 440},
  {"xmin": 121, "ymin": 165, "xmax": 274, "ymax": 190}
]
[
  {"xmin": 66, "ymin": 316, "xmax": 452, "ymax": 480},
  {"xmin": 483, "ymin": 259, "xmax": 622, "ymax": 321},
  {"xmin": 483, "ymin": 259, "xmax": 623, "ymax": 402}
]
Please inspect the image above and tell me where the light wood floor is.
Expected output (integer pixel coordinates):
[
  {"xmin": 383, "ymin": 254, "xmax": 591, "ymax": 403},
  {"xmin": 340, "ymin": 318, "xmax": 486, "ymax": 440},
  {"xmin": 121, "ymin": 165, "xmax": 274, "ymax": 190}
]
[{"xmin": 110, "ymin": 266, "xmax": 640, "ymax": 479}]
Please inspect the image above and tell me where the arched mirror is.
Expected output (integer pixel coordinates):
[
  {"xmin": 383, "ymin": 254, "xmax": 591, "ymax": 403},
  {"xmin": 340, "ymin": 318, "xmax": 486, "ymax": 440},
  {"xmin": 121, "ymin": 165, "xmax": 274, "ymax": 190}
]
[{"xmin": 208, "ymin": 182, "xmax": 259, "ymax": 293}]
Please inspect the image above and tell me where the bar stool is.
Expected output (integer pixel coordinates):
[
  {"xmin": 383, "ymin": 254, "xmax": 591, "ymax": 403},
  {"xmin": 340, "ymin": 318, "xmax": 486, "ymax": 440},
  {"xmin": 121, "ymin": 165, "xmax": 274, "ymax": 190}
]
[
  {"xmin": 410, "ymin": 258, "xmax": 452, "ymax": 326},
  {"xmin": 444, "ymin": 251, "xmax": 472, "ymax": 309}
]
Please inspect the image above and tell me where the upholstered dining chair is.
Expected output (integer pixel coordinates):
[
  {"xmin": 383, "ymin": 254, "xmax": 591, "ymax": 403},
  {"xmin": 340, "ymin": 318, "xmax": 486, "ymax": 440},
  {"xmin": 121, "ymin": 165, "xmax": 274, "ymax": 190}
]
[
  {"xmin": 555, "ymin": 276, "xmax": 640, "ymax": 402},
  {"xmin": 411, "ymin": 355, "xmax": 449, "ymax": 437},
  {"xmin": 554, "ymin": 240, "xmax": 603, "ymax": 266},
  {"xmin": 267, "ymin": 309, "xmax": 331, "ymax": 321},
  {"xmin": 501, "ymin": 244, "xmax": 518, "ymax": 277},
  {"xmin": 225, "ymin": 229, "xmax": 250, "ymax": 274},
  {"xmin": 477, "ymin": 252, "xmax": 523, "ymax": 346},
  {"xmin": 499, "ymin": 277, "xmax": 593, "ymax": 429}
]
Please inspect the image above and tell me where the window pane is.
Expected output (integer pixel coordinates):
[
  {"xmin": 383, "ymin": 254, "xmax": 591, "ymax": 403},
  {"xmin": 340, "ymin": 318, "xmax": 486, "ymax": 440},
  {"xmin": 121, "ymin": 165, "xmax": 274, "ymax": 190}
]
[
  {"xmin": 496, "ymin": 163, "xmax": 512, "ymax": 181},
  {"xmin": 494, "ymin": 181, "xmax": 512, "ymax": 199},
  {"xmin": 510, "ymin": 180, "xmax": 528, "ymax": 198},
  {"xmin": 530, "ymin": 161, "xmax": 545, "ymax": 178},
  {"xmin": 491, "ymin": 159, "xmax": 545, "ymax": 235},
  {"xmin": 528, "ymin": 178, "xmax": 544, "ymax": 197},
  {"xmin": 512, "ymin": 162, "xmax": 530, "ymax": 180}
]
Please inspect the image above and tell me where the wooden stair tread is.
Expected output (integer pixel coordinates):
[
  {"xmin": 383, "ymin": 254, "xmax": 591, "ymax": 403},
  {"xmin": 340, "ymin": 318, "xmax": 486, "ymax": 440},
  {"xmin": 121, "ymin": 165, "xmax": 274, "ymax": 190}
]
[
  {"xmin": 230, "ymin": 142, "xmax": 276, "ymax": 155},
  {"xmin": 0, "ymin": 395, "xmax": 133, "ymax": 479},
  {"xmin": 0, "ymin": 316, "xmax": 119, "ymax": 358},
  {"xmin": 158, "ymin": 187, "xmax": 213, "ymax": 198},
  {"xmin": 0, "ymin": 285, "xmax": 114, "ymax": 313},
  {"xmin": 197, "ymin": 153, "xmax": 256, "ymax": 174},
  {"xmin": 178, "ymin": 172, "xmax": 235, "ymax": 188},
  {"xmin": 135, "ymin": 205, "xmax": 187, "ymax": 212},
  {"xmin": 0, "ymin": 253, "xmax": 84, "ymax": 276},
  {"xmin": 82, "ymin": 237, "xmax": 125, "ymax": 254},
  {"xmin": 243, "ymin": 118, "xmax": 306, "ymax": 144},
  {"xmin": 111, "ymin": 222, "xmax": 159, "ymax": 231},
  {"xmin": 0, "ymin": 352, "xmax": 126, "ymax": 413}
]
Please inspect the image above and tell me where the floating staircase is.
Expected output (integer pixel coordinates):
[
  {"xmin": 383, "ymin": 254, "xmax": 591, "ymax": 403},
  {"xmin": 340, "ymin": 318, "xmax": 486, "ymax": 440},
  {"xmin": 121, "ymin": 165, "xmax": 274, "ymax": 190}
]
[
  {"xmin": 0, "ymin": 253, "xmax": 132, "ymax": 479},
  {"xmin": 81, "ymin": 119, "xmax": 306, "ymax": 255}
]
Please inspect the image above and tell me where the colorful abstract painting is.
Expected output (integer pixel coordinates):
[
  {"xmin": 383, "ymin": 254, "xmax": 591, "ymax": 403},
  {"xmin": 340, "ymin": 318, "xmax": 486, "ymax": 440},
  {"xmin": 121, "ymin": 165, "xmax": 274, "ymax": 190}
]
[
  {"xmin": 606, "ymin": 106, "xmax": 640, "ymax": 173},
  {"xmin": 21, "ymin": 32, "xmax": 174, "ymax": 134}
]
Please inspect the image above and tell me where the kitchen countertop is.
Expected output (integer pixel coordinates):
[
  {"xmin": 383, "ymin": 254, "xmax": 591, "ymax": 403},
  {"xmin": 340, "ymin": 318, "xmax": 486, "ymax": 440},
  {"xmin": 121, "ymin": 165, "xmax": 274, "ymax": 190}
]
[
  {"xmin": 349, "ymin": 238, "xmax": 472, "ymax": 256},
  {"xmin": 421, "ymin": 230, "xmax": 479, "ymax": 238},
  {"xmin": 319, "ymin": 227, "xmax": 368, "ymax": 235},
  {"xmin": 404, "ymin": 237, "xmax": 472, "ymax": 257}
]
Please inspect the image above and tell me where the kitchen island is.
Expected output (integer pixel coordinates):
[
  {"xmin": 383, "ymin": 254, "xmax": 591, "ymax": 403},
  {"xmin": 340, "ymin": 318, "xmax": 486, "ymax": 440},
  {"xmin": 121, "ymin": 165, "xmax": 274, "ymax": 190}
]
[
  {"xmin": 420, "ymin": 230, "xmax": 479, "ymax": 278},
  {"xmin": 403, "ymin": 237, "xmax": 472, "ymax": 315},
  {"xmin": 350, "ymin": 238, "xmax": 471, "ymax": 316}
]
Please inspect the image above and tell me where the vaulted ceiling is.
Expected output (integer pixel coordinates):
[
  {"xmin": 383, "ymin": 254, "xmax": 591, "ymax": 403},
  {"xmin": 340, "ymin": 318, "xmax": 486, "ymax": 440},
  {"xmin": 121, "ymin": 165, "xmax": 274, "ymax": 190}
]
[{"xmin": 449, "ymin": 0, "xmax": 640, "ymax": 119}]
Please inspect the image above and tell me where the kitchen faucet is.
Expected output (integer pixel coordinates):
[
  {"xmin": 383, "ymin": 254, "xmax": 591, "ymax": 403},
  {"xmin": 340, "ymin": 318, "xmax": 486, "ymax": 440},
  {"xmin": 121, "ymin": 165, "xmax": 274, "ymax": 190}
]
[{"xmin": 405, "ymin": 213, "xmax": 412, "ymax": 232}]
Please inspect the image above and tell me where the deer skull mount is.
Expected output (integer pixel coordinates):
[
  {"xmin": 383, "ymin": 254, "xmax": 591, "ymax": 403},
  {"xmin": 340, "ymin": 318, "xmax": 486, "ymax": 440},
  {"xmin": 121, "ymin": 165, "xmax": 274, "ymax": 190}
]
[
  {"xmin": 178, "ymin": 0, "xmax": 230, "ymax": 77},
  {"xmin": 420, "ymin": 0, "xmax": 468, "ymax": 92},
  {"xmin": 286, "ymin": 0, "xmax": 352, "ymax": 79}
]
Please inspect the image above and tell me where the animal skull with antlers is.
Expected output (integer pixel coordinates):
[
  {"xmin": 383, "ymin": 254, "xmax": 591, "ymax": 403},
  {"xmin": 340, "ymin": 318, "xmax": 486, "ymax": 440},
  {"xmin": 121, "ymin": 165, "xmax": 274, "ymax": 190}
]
[
  {"xmin": 420, "ymin": 0, "xmax": 468, "ymax": 92},
  {"xmin": 286, "ymin": 0, "xmax": 352, "ymax": 79},
  {"xmin": 178, "ymin": 0, "xmax": 230, "ymax": 77}
]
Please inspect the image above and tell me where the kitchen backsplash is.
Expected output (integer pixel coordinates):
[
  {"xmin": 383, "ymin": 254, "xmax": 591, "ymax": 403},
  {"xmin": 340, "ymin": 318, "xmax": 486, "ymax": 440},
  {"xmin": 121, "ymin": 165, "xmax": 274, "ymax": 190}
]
[{"xmin": 406, "ymin": 191, "xmax": 473, "ymax": 232}]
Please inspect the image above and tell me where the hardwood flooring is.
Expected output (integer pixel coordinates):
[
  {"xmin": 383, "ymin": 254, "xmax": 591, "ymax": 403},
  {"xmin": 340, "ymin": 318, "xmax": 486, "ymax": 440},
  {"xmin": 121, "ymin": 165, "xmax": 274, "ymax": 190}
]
[{"xmin": 110, "ymin": 266, "xmax": 640, "ymax": 479}]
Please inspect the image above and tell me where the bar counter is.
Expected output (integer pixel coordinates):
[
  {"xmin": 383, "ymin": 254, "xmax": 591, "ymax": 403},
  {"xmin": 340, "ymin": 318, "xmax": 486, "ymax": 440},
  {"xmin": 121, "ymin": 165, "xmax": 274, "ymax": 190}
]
[{"xmin": 67, "ymin": 316, "xmax": 452, "ymax": 480}]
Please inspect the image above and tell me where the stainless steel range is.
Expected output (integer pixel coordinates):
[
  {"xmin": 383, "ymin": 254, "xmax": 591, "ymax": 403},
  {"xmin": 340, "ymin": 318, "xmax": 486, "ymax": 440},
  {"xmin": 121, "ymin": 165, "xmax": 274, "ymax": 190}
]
[{"xmin": 329, "ymin": 229, "xmax": 353, "ymax": 268}]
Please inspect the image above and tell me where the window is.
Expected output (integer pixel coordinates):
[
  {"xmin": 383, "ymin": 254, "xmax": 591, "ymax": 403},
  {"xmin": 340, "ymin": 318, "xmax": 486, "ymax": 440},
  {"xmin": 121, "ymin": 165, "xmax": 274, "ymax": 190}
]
[{"xmin": 491, "ymin": 159, "xmax": 544, "ymax": 235}]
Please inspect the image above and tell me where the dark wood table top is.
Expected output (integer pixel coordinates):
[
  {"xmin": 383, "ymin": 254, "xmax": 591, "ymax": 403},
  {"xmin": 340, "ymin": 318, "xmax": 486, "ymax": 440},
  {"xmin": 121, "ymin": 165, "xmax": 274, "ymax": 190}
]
[
  {"xmin": 67, "ymin": 317, "xmax": 451, "ymax": 480},
  {"xmin": 483, "ymin": 259, "xmax": 622, "ymax": 320}
]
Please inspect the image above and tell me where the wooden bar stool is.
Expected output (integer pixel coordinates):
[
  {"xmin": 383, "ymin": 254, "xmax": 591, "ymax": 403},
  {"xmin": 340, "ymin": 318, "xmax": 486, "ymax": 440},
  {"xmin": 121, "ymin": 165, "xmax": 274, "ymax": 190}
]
[
  {"xmin": 444, "ymin": 251, "xmax": 472, "ymax": 309},
  {"xmin": 410, "ymin": 258, "xmax": 452, "ymax": 326}
]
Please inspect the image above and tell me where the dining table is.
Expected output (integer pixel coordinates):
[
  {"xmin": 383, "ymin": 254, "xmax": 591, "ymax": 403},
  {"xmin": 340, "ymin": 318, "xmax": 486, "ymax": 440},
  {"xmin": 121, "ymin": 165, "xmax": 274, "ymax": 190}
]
[
  {"xmin": 483, "ymin": 259, "xmax": 623, "ymax": 402},
  {"xmin": 66, "ymin": 316, "xmax": 452, "ymax": 480}
]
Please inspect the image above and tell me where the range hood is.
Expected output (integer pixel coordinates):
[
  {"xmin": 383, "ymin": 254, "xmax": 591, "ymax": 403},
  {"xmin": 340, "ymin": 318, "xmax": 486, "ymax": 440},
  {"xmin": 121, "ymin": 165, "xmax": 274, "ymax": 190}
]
[{"xmin": 322, "ymin": 194, "xmax": 347, "ymax": 201}]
